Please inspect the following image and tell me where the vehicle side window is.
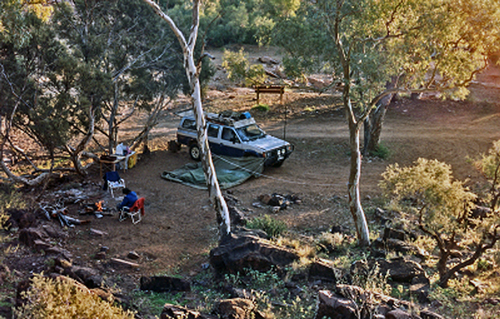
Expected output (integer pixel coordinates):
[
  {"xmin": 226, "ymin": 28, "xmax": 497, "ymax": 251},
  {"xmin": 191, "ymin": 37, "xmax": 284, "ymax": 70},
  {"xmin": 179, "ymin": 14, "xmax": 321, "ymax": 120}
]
[
  {"xmin": 222, "ymin": 128, "xmax": 238, "ymax": 142},
  {"xmin": 181, "ymin": 119, "xmax": 196, "ymax": 130},
  {"xmin": 207, "ymin": 124, "xmax": 219, "ymax": 138}
]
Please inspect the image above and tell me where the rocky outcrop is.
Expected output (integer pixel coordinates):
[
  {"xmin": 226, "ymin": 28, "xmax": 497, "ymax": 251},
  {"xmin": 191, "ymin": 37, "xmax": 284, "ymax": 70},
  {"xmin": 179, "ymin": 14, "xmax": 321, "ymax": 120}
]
[{"xmin": 210, "ymin": 232, "xmax": 299, "ymax": 274}]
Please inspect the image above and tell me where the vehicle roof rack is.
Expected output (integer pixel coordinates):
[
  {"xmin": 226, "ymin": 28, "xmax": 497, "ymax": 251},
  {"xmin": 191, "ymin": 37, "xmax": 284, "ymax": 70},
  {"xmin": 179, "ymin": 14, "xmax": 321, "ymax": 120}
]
[{"xmin": 206, "ymin": 111, "xmax": 255, "ymax": 128}]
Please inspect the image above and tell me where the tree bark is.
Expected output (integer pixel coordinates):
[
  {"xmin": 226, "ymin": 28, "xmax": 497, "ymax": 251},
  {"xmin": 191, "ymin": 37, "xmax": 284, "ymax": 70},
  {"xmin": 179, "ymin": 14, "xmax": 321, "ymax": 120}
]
[
  {"xmin": 347, "ymin": 109, "xmax": 371, "ymax": 247},
  {"xmin": 363, "ymin": 77, "xmax": 399, "ymax": 155},
  {"xmin": 142, "ymin": 0, "xmax": 231, "ymax": 239}
]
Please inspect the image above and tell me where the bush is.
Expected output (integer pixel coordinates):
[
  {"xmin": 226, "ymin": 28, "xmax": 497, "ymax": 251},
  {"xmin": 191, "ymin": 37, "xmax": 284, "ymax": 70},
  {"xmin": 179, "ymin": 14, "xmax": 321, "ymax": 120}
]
[
  {"xmin": 222, "ymin": 48, "xmax": 249, "ymax": 85},
  {"xmin": 369, "ymin": 143, "xmax": 391, "ymax": 159},
  {"xmin": 252, "ymin": 103, "xmax": 270, "ymax": 112},
  {"xmin": 245, "ymin": 64, "xmax": 266, "ymax": 86},
  {"xmin": 246, "ymin": 215, "xmax": 287, "ymax": 237},
  {"xmin": 222, "ymin": 48, "xmax": 267, "ymax": 87},
  {"xmin": 379, "ymin": 158, "xmax": 500, "ymax": 287},
  {"xmin": 15, "ymin": 275, "xmax": 135, "ymax": 319}
]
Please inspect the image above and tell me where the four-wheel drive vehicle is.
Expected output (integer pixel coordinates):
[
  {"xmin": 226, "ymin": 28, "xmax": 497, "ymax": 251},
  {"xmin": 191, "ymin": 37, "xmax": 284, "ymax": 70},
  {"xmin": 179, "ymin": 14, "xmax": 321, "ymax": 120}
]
[{"xmin": 176, "ymin": 111, "xmax": 294, "ymax": 167}]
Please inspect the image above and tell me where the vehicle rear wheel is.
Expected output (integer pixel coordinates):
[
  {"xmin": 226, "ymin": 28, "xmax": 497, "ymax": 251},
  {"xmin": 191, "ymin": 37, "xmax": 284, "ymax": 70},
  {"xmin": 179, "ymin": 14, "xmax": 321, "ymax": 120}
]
[{"xmin": 189, "ymin": 144, "xmax": 201, "ymax": 161}]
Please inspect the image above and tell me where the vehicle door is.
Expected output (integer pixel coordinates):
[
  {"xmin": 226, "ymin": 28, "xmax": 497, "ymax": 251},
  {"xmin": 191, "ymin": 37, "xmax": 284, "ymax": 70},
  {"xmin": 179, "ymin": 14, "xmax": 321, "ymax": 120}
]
[
  {"xmin": 220, "ymin": 127, "xmax": 244, "ymax": 157},
  {"xmin": 207, "ymin": 123, "xmax": 221, "ymax": 154}
]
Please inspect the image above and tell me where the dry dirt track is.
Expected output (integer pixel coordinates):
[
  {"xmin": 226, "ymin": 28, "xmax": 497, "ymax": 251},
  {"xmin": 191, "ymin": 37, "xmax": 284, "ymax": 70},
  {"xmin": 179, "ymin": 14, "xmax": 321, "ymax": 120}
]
[{"xmin": 63, "ymin": 76, "xmax": 500, "ymax": 281}]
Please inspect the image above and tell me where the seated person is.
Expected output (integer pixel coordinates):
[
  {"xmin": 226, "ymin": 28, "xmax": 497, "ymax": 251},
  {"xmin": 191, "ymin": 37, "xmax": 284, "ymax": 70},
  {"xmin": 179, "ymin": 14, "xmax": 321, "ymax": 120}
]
[{"xmin": 117, "ymin": 188, "xmax": 138, "ymax": 211}]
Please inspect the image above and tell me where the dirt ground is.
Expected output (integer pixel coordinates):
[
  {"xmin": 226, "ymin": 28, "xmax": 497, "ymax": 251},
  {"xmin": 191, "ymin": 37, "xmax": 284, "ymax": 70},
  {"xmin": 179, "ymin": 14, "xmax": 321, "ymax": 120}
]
[{"xmin": 27, "ymin": 47, "xmax": 500, "ymax": 287}]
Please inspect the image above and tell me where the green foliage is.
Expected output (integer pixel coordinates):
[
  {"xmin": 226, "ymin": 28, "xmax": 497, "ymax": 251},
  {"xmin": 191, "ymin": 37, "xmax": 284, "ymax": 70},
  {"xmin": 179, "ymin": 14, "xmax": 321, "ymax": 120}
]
[
  {"xmin": 14, "ymin": 274, "xmax": 135, "ymax": 319},
  {"xmin": 246, "ymin": 215, "xmax": 287, "ymax": 237},
  {"xmin": 221, "ymin": 268, "xmax": 316, "ymax": 319},
  {"xmin": 380, "ymin": 158, "xmax": 476, "ymax": 229},
  {"xmin": 222, "ymin": 48, "xmax": 249, "ymax": 85},
  {"xmin": 380, "ymin": 158, "xmax": 500, "ymax": 287},
  {"xmin": 315, "ymin": 232, "xmax": 352, "ymax": 255},
  {"xmin": 222, "ymin": 48, "xmax": 267, "ymax": 86},
  {"xmin": 245, "ymin": 64, "xmax": 267, "ymax": 86},
  {"xmin": 130, "ymin": 291, "xmax": 185, "ymax": 316},
  {"xmin": 369, "ymin": 143, "xmax": 391, "ymax": 160},
  {"xmin": 251, "ymin": 103, "xmax": 270, "ymax": 112},
  {"xmin": 474, "ymin": 139, "xmax": 500, "ymax": 210}
]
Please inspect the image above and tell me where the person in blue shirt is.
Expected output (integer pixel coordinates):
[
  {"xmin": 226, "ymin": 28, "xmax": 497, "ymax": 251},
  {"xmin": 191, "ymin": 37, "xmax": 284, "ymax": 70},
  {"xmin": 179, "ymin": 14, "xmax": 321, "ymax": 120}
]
[{"xmin": 117, "ymin": 188, "xmax": 138, "ymax": 211}]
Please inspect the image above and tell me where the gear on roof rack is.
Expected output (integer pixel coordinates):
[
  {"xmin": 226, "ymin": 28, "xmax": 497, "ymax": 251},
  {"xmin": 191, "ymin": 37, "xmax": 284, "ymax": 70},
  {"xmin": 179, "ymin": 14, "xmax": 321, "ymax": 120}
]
[{"xmin": 206, "ymin": 110, "xmax": 252, "ymax": 126}]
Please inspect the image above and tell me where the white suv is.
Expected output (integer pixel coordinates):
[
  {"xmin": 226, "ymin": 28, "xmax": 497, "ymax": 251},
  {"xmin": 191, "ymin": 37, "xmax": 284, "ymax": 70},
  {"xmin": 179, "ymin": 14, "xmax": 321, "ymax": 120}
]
[{"xmin": 176, "ymin": 111, "xmax": 294, "ymax": 167}]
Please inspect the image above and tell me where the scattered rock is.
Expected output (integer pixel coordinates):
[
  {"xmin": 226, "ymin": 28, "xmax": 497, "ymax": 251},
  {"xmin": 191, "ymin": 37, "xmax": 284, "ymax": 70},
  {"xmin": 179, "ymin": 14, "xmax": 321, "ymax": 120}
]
[
  {"xmin": 258, "ymin": 56, "xmax": 279, "ymax": 64},
  {"xmin": 110, "ymin": 258, "xmax": 139, "ymax": 269},
  {"xmin": 383, "ymin": 227, "xmax": 407, "ymax": 241},
  {"xmin": 315, "ymin": 290, "xmax": 357, "ymax": 319},
  {"xmin": 386, "ymin": 308, "xmax": 412, "ymax": 319},
  {"xmin": 127, "ymin": 251, "xmax": 140, "ymax": 260},
  {"xmin": 214, "ymin": 298, "xmax": 256, "ymax": 319},
  {"xmin": 95, "ymin": 251, "xmax": 106, "ymax": 260},
  {"xmin": 90, "ymin": 228, "xmax": 108, "ymax": 237},
  {"xmin": 351, "ymin": 257, "xmax": 425, "ymax": 283},
  {"xmin": 210, "ymin": 232, "xmax": 299, "ymax": 274},
  {"xmin": 19, "ymin": 227, "xmax": 47, "ymax": 247},
  {"xmin": 33, "ymin": 239, "xmax": 52, "ymax": 252},
  {"xmin": 160, "ymin": 303, "xmax": 217, "ymax": 319},
  {"xmin": 309, "ymin": 258, "xmax": 340, "ymax": 283},
  {"xmin": 410, "ymin": 275, "xmax": 430, "ymax": 303},
  {"xmin": 420, "ymin": 310, "xmax": 444, "ymax": 319},
  {"xmin": 70, "ymin": 266, "xmax": 103, "ymax": 288},
  {"xmin": 140, "ymin": 276, "xmax": 191, "ymax": 293}
]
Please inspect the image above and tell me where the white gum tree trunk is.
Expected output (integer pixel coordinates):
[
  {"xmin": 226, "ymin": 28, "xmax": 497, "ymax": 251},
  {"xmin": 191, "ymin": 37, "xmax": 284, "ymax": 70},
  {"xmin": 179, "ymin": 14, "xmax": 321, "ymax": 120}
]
[{"xmin": 142, "ymin": 0, "xmax": 231, "ymax": 238}]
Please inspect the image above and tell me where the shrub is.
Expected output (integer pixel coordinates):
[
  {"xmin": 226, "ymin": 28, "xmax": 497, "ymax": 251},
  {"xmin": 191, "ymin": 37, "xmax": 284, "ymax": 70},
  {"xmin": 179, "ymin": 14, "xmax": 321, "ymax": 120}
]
[
  {"xmin": 246, "ymin": 215, "xmax": 287, "ymax": 237},
  {"xmin": 380, "ymin": 158, "xmax": 500, "ymax": 287},
  {"xmin": 222, "ymin": 48, "xmax": 249, "ymax": 85},
  {"xmin": 14, "ymin": 274, "xmax": 135, "ymax": 319},
  {"xmin": 252, "ymin": 103, "xmax": 270, "ymax": 112},
  {"xmin": 369, "ymin": 143, "xmax": 391, "ymax": 159},
  {"xmin": 244, "ymin": 64, "xmax": 266, "ymax": 86}
]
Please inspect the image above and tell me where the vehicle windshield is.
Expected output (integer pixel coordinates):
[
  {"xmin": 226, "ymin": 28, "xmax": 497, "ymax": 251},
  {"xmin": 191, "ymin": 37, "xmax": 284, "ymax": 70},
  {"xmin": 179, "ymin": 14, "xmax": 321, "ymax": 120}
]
[{"xmin": 236, "ymin": 124, "xmax": 266, "ymax": 141}]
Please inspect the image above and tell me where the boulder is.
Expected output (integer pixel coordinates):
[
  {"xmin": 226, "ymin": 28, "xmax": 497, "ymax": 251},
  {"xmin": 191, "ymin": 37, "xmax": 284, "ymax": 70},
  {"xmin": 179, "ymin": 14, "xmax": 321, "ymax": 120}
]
[
  {"xmin": 214, "ymin": 298, "xmax": 256, "ymax": 319},
  {"xmin": 353, "ymin": 257, "xmax": 425, "ymax": 283},
  {"xmin": 160, "ymin": 303, "xmax": 216, "ymax": 319},
  {"xmin": 127, "ymin": 251, "xmax": 140, "ymax": 260},
  {"xmin": 210, "ymin": 233, "xmax": 299, "ymax": 274},
  {"xmin": 41, "ymin": 224, "xmax": 67, "ymax": 239},
  {"xmin": 410, "ymin": 275, "xmax": 430, "ymax": 303},
  {"xmin": 315, "ymin": 290, "xmax": 357, "ymax": 319},
  {"xmin": 69, "ymin": 266, "xmax": 103, "ymax": 288},
  {"xmin": 33, "ymin": 239, "xmax": 52, "ymax": 251},
  {"xmin": 386, "ymin": 309, "xmax": 412, "ymax": 319},
  {"xmin": 6, "ymin": 208, "xmax": 36, "ymax": 229},
  {"xmin": 228, "ymin": 206, "xmax": 247, "ymax": 227},
  {"xmin": 140, "ymin": 276, "xmax": 191, "ymax": 292},
  {"xmin": 258, "ymin": 56, "xmax": 279, "ymax": 65},
  {"xmin": 19, "ymin": 227, "xmax": 46, "ymax": 247},
  {"xmin": 383, "ymin": 227, "xmax": 407, "ymax": 241},
  {"xmin": 420, "ymin": 310, "xmax": 444, "ymax": 319},
  {"xmin": 308, "ymin": 258, "xmax": 340, "ymax": 283}
]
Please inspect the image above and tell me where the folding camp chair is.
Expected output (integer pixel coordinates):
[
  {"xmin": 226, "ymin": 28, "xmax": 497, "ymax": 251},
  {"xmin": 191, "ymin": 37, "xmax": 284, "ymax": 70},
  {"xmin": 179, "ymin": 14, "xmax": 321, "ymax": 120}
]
[
  {"xmin": 103, "ymin": 171, "xmax": 125, "ymax": 198},
  {"xmin": 118, "ymin": 197, "xmax": 145, "ymax": 224}
]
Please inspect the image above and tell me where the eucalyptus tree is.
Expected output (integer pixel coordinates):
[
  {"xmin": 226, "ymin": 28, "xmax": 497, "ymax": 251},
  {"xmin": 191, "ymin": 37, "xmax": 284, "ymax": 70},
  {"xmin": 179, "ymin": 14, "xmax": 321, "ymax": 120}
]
[
  {"xmin": 0, "ymin": 0, "xmax": 95, "ymax": 184},
  {"xmin": 275, "ymin": 0, "xmax": 500, "ymax": 246},
  {"xmin": 0, "ymin": 0, "xmax": 184, "ymax": 185},
  {"xmin": 53, "ymin": 0, "xmax": 184, "ymax": 155},
  {"xmin": 142, "ymin": 0, "xmax": 231, "ymax": 239}
]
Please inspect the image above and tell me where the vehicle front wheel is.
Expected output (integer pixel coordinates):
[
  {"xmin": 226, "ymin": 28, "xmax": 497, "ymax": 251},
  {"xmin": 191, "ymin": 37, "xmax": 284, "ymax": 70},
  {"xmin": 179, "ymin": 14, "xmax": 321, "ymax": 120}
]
[
  {"xmin": 189, "ymin": 144, "xmax": 201, "ymax": 161},
  {"xmin": 272, "ymin": 160, "xmax": 284, "ymax": 167}
]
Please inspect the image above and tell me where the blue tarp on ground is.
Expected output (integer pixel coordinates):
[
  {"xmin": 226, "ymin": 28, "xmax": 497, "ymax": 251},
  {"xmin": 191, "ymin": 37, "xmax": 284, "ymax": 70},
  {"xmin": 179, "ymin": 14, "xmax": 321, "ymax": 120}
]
[{"xmin": 161, "ymin": 155, "xmax": 265, "ymax": 190}]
